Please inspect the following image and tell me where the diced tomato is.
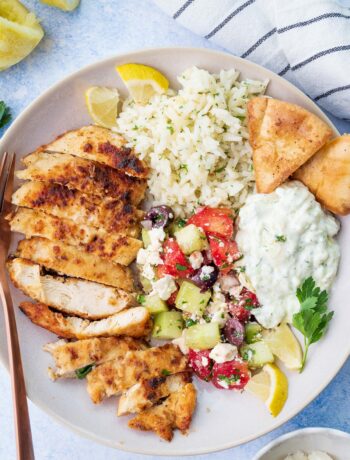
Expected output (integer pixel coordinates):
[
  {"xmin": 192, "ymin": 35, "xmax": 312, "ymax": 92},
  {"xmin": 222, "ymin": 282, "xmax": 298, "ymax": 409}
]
[
  {"xmin": 208, "ymin": 234, "xmax": 241, "ymax": 273},
  {"xmin": 188, "ymin": 349, "xmax": 213, "ymax": 382},
  {"xmin": 161, "ymin": 238, "xmax": 194, "ymax": 278},
  {"xmin": 156, "ymin": 264, "xmax": 171, "ymax": 279},
  {"xmin": 212, "ymin": 359, "xmax": 250, "ymax": 390},
  {"xmin": 167, "ymin": 288, "xmax": 178, "ymax": 307},
  {"xmin": 229, "ymin": 304, "xmax": 251, "ymax": 323},
  {"xmin": 188, "ymin": 207, "xmax": 234, "ymax": 239},
  {"xmin": 229, "ymin": 288, "xmax": 260, "ymax": 322}
]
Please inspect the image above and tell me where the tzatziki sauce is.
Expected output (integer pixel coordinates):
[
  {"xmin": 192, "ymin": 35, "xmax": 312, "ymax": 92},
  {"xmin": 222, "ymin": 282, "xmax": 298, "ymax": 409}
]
[{"xmin": 236, "ymin": 181, "xmax": 340, "ymax": 328}]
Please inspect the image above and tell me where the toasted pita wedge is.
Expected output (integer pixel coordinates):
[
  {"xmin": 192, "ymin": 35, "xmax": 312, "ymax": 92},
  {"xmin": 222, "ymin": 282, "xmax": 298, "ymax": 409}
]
[
  {"xmin": 86, "ymin": 344, "xmax": 188, "ymax": 403},
  {"xmin": 44, "ymin": 337, "xmax": 146, "ymax": 380},
  {"xmin": 294, "ymin": 135, "xmax": 350, "ymax": 215},
  {"xmin": 7, "ymin": 258, "xmax": 134, "ymax": 319},
  {"xmin": 27, "ymin": 125, "xmax": 148, "ymax": 179},
  {"xmin": 12, "ymin": 182, "xmax": 143, "ymax": 237},
  {"xmin": 16, "ymin": 237, "xmax": 134, "ymax": 291},
  {"xmin": 118, "ymin": 372, "xmax": 192, "ymax": 416},
  {"xmin": 19, "ymin": 302, "xmax": 151, "ymax": 339},
  {"xmin": 18, "ymin": 152, "xmax": 146, "ymax": 205},
  {"xmin": 248, "ymin": 97, "xmax": 332, "ymax": 193},
  {"xmin": 128, "ymin": 383, "xmax": 196, "ymax": 441},
  {"xmin": 8, "ymin": 208, "xmax": 141, "ymax": 266}
]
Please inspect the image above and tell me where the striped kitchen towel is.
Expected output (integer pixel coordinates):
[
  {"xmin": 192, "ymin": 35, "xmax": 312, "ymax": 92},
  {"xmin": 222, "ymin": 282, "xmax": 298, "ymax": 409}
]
[{"xmin": 153, "ymin": 0, "xmax": 350, "ymax": 120}]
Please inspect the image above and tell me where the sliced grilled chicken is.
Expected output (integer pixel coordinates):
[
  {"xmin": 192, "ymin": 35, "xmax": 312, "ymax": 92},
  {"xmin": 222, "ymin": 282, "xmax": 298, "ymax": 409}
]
[
  {"xmin": 19, "ymin": 302, "xmax": 151, "ymax": 339},
  {"xmin": 18, "ymin": 152, "xmax": 146, "ymax": 205},
  {"xmin": 26, "ymin": 125, "xmax": 148, "ymax": 179},
  {"xmin": 44, "ymin": 337, "xmax": 147, "ymax": 380},
  {"xmin": 8, "ymin": 208, "xmax": 142, "ymax": 266},
  {"xmin": 7, "ymin": 258, "xmax": 134, "ymax": 319},
  {"xmin": 16, "ymin": 237, "xmax": 134, "ymax": 291},
  {"xmin": 128, "ymin": 383, "xmax": 197, "ymax": 441},
  {"xmin": 12, "ymin": 181, "xmax": 143, "ymax": 237},
  {"xmin": 118, "ymin": 372, "xmax": 192, "ymax": 416},
  {"xmin": 86, "ymin": 343, "xmax": 188, "ymax": 404}
]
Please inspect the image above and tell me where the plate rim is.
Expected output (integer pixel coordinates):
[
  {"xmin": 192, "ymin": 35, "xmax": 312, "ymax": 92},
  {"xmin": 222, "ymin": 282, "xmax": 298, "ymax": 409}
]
[{"xmin": 0, "ymin": 45, "xmax": 348, "ymax": 456}]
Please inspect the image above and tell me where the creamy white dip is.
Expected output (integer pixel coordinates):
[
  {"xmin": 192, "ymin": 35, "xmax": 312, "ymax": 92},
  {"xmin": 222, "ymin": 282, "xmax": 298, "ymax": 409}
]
[
  {"xmin": 285, "ymin": 451, "xmax": 333, "ymax": 460},
  {"xmin": 236, "ymin": 181, "xmax": 340, "ymax": 328}
]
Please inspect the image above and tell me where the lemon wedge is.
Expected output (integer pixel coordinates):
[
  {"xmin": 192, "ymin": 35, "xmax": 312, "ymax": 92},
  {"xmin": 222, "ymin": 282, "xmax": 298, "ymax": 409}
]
[
  {"xmin": 116, "ymin": 63, "xmax": 169, "ymax": 104},
  {"xmin": 0, "ymin": 0, "xmax": 44, "ymax": 71},
  {"xmin": 85, "ymin": 86, "xmax": 120, "ymax": 129},
  {"xmin": 262, "ymin": 323, "xmax": 303, "ymax": 371},
  {"xmin": 246, "ymin": 363, "xmax": 288, "ymax": 417},
  {"xmin": 40, "ymin": 0, "xmax": 80, "ymax": 11}
]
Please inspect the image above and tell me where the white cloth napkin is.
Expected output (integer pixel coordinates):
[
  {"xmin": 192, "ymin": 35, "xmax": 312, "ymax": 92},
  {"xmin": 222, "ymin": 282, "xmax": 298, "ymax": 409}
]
[{"xmin": 153, "ymin": 0, "xmax": 350, "ymax": 120}]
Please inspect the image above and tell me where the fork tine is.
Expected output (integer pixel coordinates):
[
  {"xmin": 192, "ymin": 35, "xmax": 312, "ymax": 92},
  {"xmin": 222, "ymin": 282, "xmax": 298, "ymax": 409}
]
[{"xmin": 0, "ymin": 152, "xmax": 15, "ymax": 214}]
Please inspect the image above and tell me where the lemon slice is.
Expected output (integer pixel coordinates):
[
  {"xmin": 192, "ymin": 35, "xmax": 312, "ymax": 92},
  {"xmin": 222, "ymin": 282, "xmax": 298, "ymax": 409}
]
[
  {"xmin": 116, "ymin": 63, "xmax": 169, "ymax": 104},
  {"xmin": 40, "ymin": 0, "xmax": 80, "ymax": 11},
  {"xmin": 0, "ymin": 0, "xmax": 44, "ymax": 71},
  {"xmin": 262, "ymin": 323, "xmax": 303, "ymax": 371},
  {"xmin": 85, "ymin": 86, "xmax": 120, "ymax": 129},
  {"xmin": 246, "ymin": 363, "xmax": 288, "ymax": 417}
]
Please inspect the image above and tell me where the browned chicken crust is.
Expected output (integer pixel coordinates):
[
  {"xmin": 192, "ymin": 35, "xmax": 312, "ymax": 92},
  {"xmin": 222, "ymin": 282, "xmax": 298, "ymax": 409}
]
[
  {"xmin": 248, "ymin": 97, "xmax": 333, "ymax": 193},
  {"xmin": 18, "ymin": 151, "xmax": 146, "ymax": 205},
  {"xmin": 44, "ymin": 337, "xmax": 147, "ymax": 379},
  {"xmin": 28, "ymin": 125, "xmax": 149, "ymax": 179},
  {"xmin": 12, "ymin": 181, "xmax": 143, "ymax": 237},
  {"xmin": 86, "ymin": 344, "xmax": 188, "ymax": 403},
  {"xmin": 8, "ymin": 208, "xmax": 142, "ymax": 266},
  {"xmin": 16, "ymin": 237, "xmax": 134, "ymax": 291},
  {"xmin": 19, "ymin": 302, "xmax": 151, "ymax": 339},
  {"xmin": 294, "ymin": 135, "xmax": 350, "ymax": 215},
  {"xmin": 128, "ymin": 383, "xmax": 197, "ymax": 441}
]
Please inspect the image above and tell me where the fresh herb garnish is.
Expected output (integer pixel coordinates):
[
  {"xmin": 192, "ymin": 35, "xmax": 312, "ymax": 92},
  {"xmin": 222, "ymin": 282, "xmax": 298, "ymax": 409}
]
[
  {"xmin": 0, "ymin": 101, "xmax": 12, "ymax": 129},
  {"xmin": 161, "ymin": 369, "xmax": 171, "ymax": 376},
  {"xmin": 176, "ymin": 263, "xmax": 188, "ymax": 271},
  {"xmin": 202, "ymin": 314, "xmax": 211, "ymax": 323},
  {"xmin": 292, "ymin": 277, "xmax": 333, "ymax": 372},
  {"xmin": 275, "ymin": 235, "xmax": 287, "ymax": 242},
  {"xmin": 214, "ymin": 166, "xmax": 225, "ymax": 174},
  {"xmin": 185, "ymin": 318, "xmax": 198, "ymax": 328},
  {"xmin": 75, "ymin": 364, "xmax": 94, "ymax": 379},
  {"xmin": 218, "ymin": 374, "xmax": 240, "ymax": 385},
  {"xmin": 166, "ymin": 124, "xmax": 174, "ymax": 134},
  {"xmin": 179, "ymin": 164, "xmax": 188, "ymax": 173},
  {"xmin": 177, "ymin": 218, "xmax": 186, "ymax": 228},
  {"xmin": 137, "ymin": 294, "xmax": 146, "ymax": 304}
]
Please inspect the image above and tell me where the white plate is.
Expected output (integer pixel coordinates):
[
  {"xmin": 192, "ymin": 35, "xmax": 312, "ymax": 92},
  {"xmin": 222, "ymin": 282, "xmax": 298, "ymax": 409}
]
[
  {"xmin": 0, "ymin": 47, "xmax": 349, "ymax": 456},
  {"xmin": 253, "ymin": 427, "xmax": 350, "ymax": 459}
]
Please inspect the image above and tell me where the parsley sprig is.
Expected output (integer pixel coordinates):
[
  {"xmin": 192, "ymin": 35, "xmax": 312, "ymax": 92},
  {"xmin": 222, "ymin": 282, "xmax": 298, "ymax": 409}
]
[
  {"xmin": 0, "ymin": 101, "xmax": 12, "ymax": 129},
  {"xmin": 292, "ymin": 277, "xmax": 333, "ymax": 372}
]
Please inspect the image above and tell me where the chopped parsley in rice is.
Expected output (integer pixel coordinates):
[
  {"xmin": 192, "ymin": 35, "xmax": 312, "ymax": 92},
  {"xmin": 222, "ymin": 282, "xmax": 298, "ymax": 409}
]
[{"xmin": 115, "ymin": 67, "xmax": 268, "ymax": 216}]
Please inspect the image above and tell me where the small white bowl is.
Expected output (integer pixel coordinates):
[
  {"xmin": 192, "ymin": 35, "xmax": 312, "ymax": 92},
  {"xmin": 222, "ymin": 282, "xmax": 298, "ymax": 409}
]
[{"xmin": 253, "ymin": 428, "xmax": 350, "ymax": 460}]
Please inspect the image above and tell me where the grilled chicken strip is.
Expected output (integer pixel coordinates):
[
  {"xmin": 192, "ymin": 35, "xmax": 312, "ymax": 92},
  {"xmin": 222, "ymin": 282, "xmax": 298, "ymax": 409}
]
[
  {"xmin": 12, "ymin": 181, "xmax": 143, "ymax": 237},
  {"xmin": 17, "ymin": 152, "xmax": 146, "ymax": 205},
  {"xmin": 128, "ymin": 383, "xmax": 197, "ymax": 441},
  {"xmin": 118, "ymin": 372, "xmax": 192, "ymax": 416},
  {"xmin": 87, "ymin": 344, "xmax": 188, "ymax": 404},
  {"xmin": 44, "ymin": 337, "xmax": 147, "ymax": 380},
  {"xmin": 16, "ymin": 237, "xmax": 134, "ymax": 291},
  {"xmin": 19, "ymin": 302, "xmax": 151, "ymax": 339},
  {"xmin": 7, "ymin": 258, "xmax": 134, "ymax": 319},
  {"xmin": 8, "ymin": 208, "xmax": 142, "ymax": 266},
  {"xmin": 27, "ymin": 125, "xmax": 148, "ymax": 179}
]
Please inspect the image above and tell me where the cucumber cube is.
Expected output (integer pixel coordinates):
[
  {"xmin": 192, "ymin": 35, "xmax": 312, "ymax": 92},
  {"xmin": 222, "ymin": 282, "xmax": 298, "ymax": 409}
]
[
  {"xmin": 144, "ymin": 293, "xmax": 168, "ymax": 314},
  {"xmin": 142, "ymin": 228, "xmax": 151, "ymax": 248},
  {"xmin": 152, "ymin": 311, "xmax": 184, "ymax": 339},
  {"xmin": 185, "ymin": 322, "xmax": 221, "ymax": 350},
  {"xmin": 169, "ymin": 219, "xmax": 187, "ymax": 236},
  {"xmin": 139, "ymin": 275, "xmax": 153, "ymax": 293},
  {"xmin": 174, "ymin": 224, "xmax": 208, "ymax": 255},
  {"xmin": 245, "ymin": 322, "xmax": 263, "ymax": 344},
  {"xmin": 175, "ymin": 281, "xmax": 211, "ymax": 315},
  {"xmin": 240, "ymin": 341, "xmax": 274, "ymax": 368}
]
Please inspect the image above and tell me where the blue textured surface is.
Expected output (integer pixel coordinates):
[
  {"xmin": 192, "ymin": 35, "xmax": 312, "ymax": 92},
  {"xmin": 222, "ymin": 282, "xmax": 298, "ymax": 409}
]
[{"xmin": 0, "ymin": 1, "xmax": 349, "ymax": 459}]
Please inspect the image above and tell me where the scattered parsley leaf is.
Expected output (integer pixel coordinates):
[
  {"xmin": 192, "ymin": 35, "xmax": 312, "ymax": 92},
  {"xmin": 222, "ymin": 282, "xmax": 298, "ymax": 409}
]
[
  {"xmin": 214, "ymin": 166, "xmax": 225, "ymax": 174},
  {"xmin": 75, "ymin": 364, "xmax": 94, "ymax": 379},
  {"xmin": 137, "ymin": 294, "xmax": 145, "ymax": 304},
  {"xmin": 161, "ymin": 369, "xmax": 171, "ymax": 376},
  {"xmin": 292, "ymin": 277, "xmax": 333, "ymax": 372},
  {"xmin": 185, "ymin": 318, "xmax": 198, "ymax": 328},
  {"xmin": 0, "ymin": 101, "xmax": 12, "ymax": 129},
  {"xmin": 275, "ymin": 235, "xmax": 287, "ymax": 242},
  {"xmin": 176, "ymin": 263, "xmax": 188, "ymax": 271},
  {"xmin": 218, "ymin": 374, "xmax": 240, "ymax": 385},
  {"xmin": 176, "ymin": 218, "xmax": 186, "ymax": 228}
]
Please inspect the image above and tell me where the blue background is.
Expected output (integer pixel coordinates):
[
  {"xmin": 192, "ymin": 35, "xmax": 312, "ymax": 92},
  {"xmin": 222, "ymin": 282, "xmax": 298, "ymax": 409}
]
[{"xmin": 0, "ymin": 1, "xmax": 349, "ymax": 459}]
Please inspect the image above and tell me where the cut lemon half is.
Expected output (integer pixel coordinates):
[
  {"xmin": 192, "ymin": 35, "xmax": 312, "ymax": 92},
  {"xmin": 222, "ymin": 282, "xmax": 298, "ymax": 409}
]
[
  {"xmin": 246, "ymin": 363, "xmax": 288, "ymax": 417},
  {"xmin": 0, "ymin": 0, "xmax": 44, "ymax": 71},
  {"xmin": 85, "ymin": 86, "xmax": 120, "ymax": 129},
  {"xmin": 40, "ymin": 0, "xmax": 80, "ymax": 11},
  {"xmin": 116, "ymin": 63, "xmax": 169, "ymax": 104},
  {"xmin": 262, "ymin": 323, "xmax": 303, "ymax": 371}
]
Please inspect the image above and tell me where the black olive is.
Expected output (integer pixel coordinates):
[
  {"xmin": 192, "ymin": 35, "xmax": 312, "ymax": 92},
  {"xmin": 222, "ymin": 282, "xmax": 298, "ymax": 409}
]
[
  {"xmin": 144, "ymin": 205, "xmax": 174, "ymax": 228},
  {"xmin": 223, "ymin": 317, "xmax": 245, "ymax": 346},
  {"xmin": 190, "ymin": 265, "xmax": 218, "ymax": 291}
]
